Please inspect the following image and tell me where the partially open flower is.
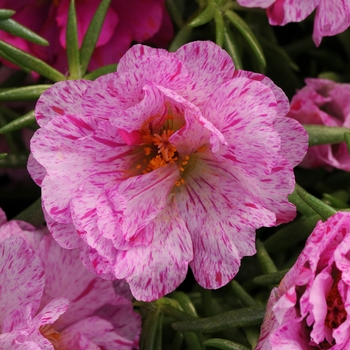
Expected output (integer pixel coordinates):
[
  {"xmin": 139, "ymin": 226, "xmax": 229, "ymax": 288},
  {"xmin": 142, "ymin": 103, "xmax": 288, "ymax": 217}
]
[
  {"xmin": 28, "ymin": 41, "xmax": 308, "ymax": 301},
  {"xmin": 288, "ymin": 78, "xmax": 350, "ymax": 171},
  {"xmin": 236, "ymin": 0, "xmax": 350, "ymax": 46},
  {"xmin": 256, "ymin": 211, "xmax": 350, "ymax": 350},
  {"xmin": 0, "ymin": 209, "xmax": 140, "ymax": 349}
]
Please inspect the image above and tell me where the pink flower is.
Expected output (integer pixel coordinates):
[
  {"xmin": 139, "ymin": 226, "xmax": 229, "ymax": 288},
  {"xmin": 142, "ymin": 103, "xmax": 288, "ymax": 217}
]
[
  {"xmin": 0, "ymin": 208, "xmax": 141, "ymax": 349},
  {"xmin": 0, "ymin": 0, "xmax": 173, "ymax": 73},
  {"xmin": 256, "ymin": 211, "xmax": 350, "ymax": 350},
  {"xmin": 28, "ymin": 41, "xmax": 308, "ymax": 301},
  {"xmin": 236, "ymin": 0, "xmax": 350, "ymax": 46},
  {"xmin": 288, "ymin": 78, "xmax": 350, "ymax": 171}
]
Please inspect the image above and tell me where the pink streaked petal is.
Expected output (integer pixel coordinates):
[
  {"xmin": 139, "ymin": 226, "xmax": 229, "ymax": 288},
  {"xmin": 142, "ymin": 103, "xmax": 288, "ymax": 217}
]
[
  {"xmin": 155, "ymin": 85, "xmax": 227, "ymax": 153},
  {"xmin": 35, "ymin": 235, "xmax": 116, "ymax": 330},
  {"xmin": 313, "ymin": 0, "xmax": 350, "ymax": 46},
  {"xmin": 35, "ymin": 80, "xmax": 91, "ymax": 127},
  {"xmin": 27, "ymin": 153, "xmax": 47, "ymax": 186},
  {"xmin": 335, "ymin": 231, "xmax": 350, "ymax": 284},
  {"xmin": 267, "ymin": 0, "xmax": 318, "ymax": 26},
  {"xmin": 174, "ymin": 41, "xmax": 235, "ymax": 109},
  {"xmin": 112, "ymin": 205, "xmax": 193, "ymax": 301},
  {"xmin": 274, "ymin": 118, "xmax": 308, "ymax": 167},
  {"xmin": 176, "ymin": 156, "xmax": 276, "ymax": 288},
  {"xmin": 60, "ymin": 316, "xmax": 133, "ymax": 350},
  {"xmin": 0, "ymin": 237, "xmax": 45, "ymax": 325},
  {"xmin": 237, "ymin": 0, "xmax": 276, "ymax": 7},
  {"xmin": 308, "ymin": 267, "xmax": 332, "ymax": 343},
  {"xmin": 33, "ymin": 297, "xmax": 69, "ymax": 326},
  {"xmin": 45, "ymin": 213, "xmax": 84, "ymax": 250},
  {"xmin": 0, "ymin": 335, "xmax": 42, "ymax": 350},
  {"xmin": 117, "ymin": 44, "xmax": 188, "ymax": 92},
  {"xmin": 104, "ymin": 164, "xmax": 179, "ymax": 241},
  {"xmin": 234, "ymin": 70, "xmax": 290, "ymax": 118}
]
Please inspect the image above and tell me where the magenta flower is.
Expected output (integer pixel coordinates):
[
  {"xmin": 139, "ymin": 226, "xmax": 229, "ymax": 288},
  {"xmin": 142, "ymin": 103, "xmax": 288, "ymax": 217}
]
[
  {"xmin": 28, "ymin": 41, "xmax": 308, "ymax": 301},
  {"xmin": 288, "ymin": 78, "xmax": 350, "ymax": 171},
  {"xmin": 0, "ymin": 0, "xmax": 173, "ymax": 73},
  {"xmin": 256, "ymin": 211, "xmax": 350, "ymax": 349},
  {"xmin": 236, "ymin": 0, "xmax": 350, "ymax": 46},
  {"xmin": 0, "ymin": 209, "xmax": 141, "ymax": 349}
]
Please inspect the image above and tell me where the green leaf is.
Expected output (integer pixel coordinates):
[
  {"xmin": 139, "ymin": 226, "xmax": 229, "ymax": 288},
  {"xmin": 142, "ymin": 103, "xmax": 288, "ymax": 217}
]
[
  {"xmin": 288, "ymin": 189, "xmax": 319, "ymax": 217},
  {"xmin": 0, "ymin": 85, "xmax": 51, "ymax": 101},
  {"xmin": 253, "ymin": 269, "xmax": 289, "ymax": 286},
  {"xmin": 264, "ymin": 215, "xmax": 321, "ymax": 253},
  {"xmin": 230, "ymin": 280, "xmax": 257, "ymax": 307},
  {"xmin": 0, "ymin": 18, "xmax": 48, "ymax": 46},
  {"xmin": 168, "ymin": 24, "xmax": 193, "ymax": 52},
  {"xmin": 79, "ymin": 0, "xmax": 111, "ymax": 75},
  {"xmin": 223, "ymin": 24, "xmax": 243, "ymax": 70},
  {"xmin": 14, "ymin": 198, "xmax": 45, "ymax": 226},
  {"xmin": 66, "ymin": 0, "xmax": 80, "ymax": 79},
  {"xmin": 0, "ymin": 153, "xmax": 8, "ymax": 159},
  {"xmin": 0, "ymin": 9, "xmax": 15, "ymax": 20},
  {"xmin": 183, "ymin": 332, "xmax": 204, "ymax": 350},
  {"xmin": 344, "ymin": 132, "xmax": 350, "ymax": 154},
  {"xmin": 214, "ymin": 9, "xmax": 224, "ymax": 47},
  {"xmin": 256, "ymin": 239, "xmax": 277, "ymax": 274},
  {"xmin": 202, "ymin": 338, "xmax": 250, "ymax": 350},
  {"xmin": 84, "ymin": 63, "xmax": 117, "ymax": 80},
  {"xmin": 0, "ymin": 110, "xmax": 35, "ymax": 134},
  {"xmin": 304, "ymin": 124, "xmax": 350, "ymax": 146},
  {"xmin": 0, "ymin": 41, "xmax": 66, "ymax": 81},
  {"xmin": 295, "ymin": 184, "xmax": 337, "ymax": 221},
  {"xmin": 225, "ymin": 10, "xmax": 266, "ymax": 69},
  {"xmin": 172, "ymin": 292, "xmax": 198, "ymax": 317},
  {"xmin": 139, "ymin": 309, "xmax": 163, "ymax": 350},
  {"xmin": 0, "ymin": 47, "xmax": 31, "ymax": 72},
  {"xmin": 189, "ymin": 4, "xmax": 215, "ymax": 27},
  {"xmin": 0, "ymin": 153, "xmax": 27, "ymax": 168},
  {"xmin": 172, "ymin": 306, "xmax": 266, "ymax": 333}
]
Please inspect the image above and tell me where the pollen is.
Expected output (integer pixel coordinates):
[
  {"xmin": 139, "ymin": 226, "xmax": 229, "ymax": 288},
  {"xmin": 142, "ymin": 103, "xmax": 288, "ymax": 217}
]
[{"xmin": 40, "ymin": 324, "xmax": 61, "ymax": 349}]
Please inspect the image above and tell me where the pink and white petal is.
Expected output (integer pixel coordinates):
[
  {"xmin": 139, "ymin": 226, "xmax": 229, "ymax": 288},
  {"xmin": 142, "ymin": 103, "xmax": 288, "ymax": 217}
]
[
  {"xmin": 60, "ymin": 316, "xmax": 133, "ymax": 350},
  {"xmin": 174, "ymin": 41, "xmax": 235, "ymax": 109},
  {"xmin": 237, "ymin": 0, "xmax": 276, "ymax": 7},
  {"xmin": 267, "ymin": 0, "xmax": 318, "ymax": 26},
  {"xmin": 27, "ymin": 153, "xmax": 47, "ymax": 186},
  {"xmin": 45, "ymin": 214, "xmax": 84, "ymax": 250},
  {"xmin": 104, "ymin": 163, "xmax": 179, "ymax": 241},
  {"xmin": 117, "ymin": 44, "xmax": 188, "ymax": 93},
  {"xmin": 176, "ymin": 156, "xmax": 276, "ymax": 288},
  {"xmin": 234, "ymin": 70, "xmax": 290, "ymax": 118},
  {"xmin": 0, "ymin": 237, "xmax": 45, "ymax": 325},
  {"xmin": 308, "ymin": 267, "xmax": 333, "ymax": 343},
  {"xmin": 35, "ymin": 80, "xmax": 91, "ymax": 127},
  {"xmin": 274, "ymin": 117, "xmax": 308, "ymax": 167},
  {"xmin": 95, "ymin": 299, "xmax": 141, "ymax": 343},
  {"xmin": 33, "ymin": 297, "xmax": 69, "ymax": 327},
  {"xmin": 35, "ymin": 235, "xmax": 116, "ymax": 330},
  {"xmin": 156, "ymin": 85, "xmax": 227, "ymax": 153},
  {"xmin": 113, "ymin": 204, "xmax": 193, "ymax": 301},
  {"xmin": 0, "ymin": 335, "xmax": 43, "ymax": 350},
  {"xmin": 313, "ymin": 0, "xmax": 350, "ymax": 46},
  {"xmin": 0, "ymin": 207, "xmax": 6, "ymax": 225}
]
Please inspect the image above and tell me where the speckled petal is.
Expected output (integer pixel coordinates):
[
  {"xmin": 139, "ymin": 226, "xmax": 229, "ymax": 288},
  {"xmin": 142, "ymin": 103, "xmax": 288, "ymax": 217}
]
[
  {"xmin": 0, "ymin": 236, "xmax": 45, "ymax": 326},
  {"xmin": 174, "ymin": 41, "xmax": 235, "ymax": 109},
  {"xmin": 35, "ymin": 80, "xmax": 91, "ymax": 127},
  {"xmin": 35, "ymin": 235, "xmax": 117, "ymax": 330},
  {"xmin": 114, "ymin": 205, "xmax": 193, "ymax": 301}
]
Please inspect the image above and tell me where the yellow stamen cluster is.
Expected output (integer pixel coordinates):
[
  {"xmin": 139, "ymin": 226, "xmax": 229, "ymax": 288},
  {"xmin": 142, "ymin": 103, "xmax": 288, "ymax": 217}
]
[{"xmin": 135, "ymin": 121, "xmax": 189, "ymax": 187}]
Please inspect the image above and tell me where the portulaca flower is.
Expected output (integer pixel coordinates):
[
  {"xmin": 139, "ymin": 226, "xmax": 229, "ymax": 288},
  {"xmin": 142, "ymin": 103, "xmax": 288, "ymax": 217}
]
[
  {"xmin": 237, "ymin": 0, "xmax": 350, "ymax": 46},
  {"xmin": 0, "ymin": 209, "xmax": 140, "ymax": 349},
  {"xmin": 288, "ymin": 78, "xmax": 350, "ymax": 171},
  {"xmin": 256, "ymin": 211, "xmax": 350, "ymax": 349},
  {"xmin": 28, "ymin": 41, "xmax": 308, "ymax": 301}
]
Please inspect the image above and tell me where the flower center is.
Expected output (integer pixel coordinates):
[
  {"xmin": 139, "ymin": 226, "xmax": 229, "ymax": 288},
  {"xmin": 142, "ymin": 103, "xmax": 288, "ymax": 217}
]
[
  {"xmin": 40, "ymin": 324, "xmax": 61, "ymax": 350},
  {"xmin": 325, "ymin": 269, "xmax": 347, "ymax": 330},
  {"xmin": 135, "ymin": 117, "xmax": 189, "ymax": 186}
]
